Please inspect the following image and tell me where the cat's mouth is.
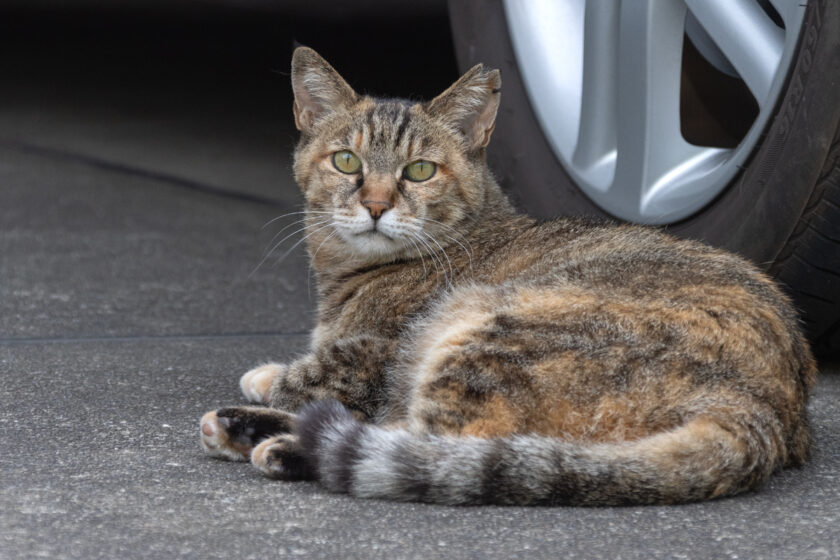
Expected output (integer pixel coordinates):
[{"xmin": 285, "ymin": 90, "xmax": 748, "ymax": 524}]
[
  {"xmin": 333, "ymin": 212, "xmax": 408, "ymax": 256},
  {"xmin": 360, "ymin": 227, "xmax": 394, "ymax": 240},
  {"xmin": 357, "ymin": 221, "xmax": 394, "ymax": 241}
]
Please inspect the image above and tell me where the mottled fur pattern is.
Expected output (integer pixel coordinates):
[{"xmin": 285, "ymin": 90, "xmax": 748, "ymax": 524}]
[{"xmin": 199, "ymin": 47, "xmax": 816, "ymax": 506}]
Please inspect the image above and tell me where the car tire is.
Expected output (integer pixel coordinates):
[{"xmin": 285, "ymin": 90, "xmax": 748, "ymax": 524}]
[{"xmin": 448, "ymin": 0, "xmax": 840, "ymax": 357}]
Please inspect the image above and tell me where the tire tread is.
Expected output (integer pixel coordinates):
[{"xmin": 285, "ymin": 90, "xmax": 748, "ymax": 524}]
[{"xmin": 770, "ymin": 120, "xmax": 840, "ymax": 357}]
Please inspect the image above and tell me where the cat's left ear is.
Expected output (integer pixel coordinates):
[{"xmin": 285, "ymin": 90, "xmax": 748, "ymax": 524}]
[
  {"xmin": 291, "ymin": 46, "xmax": 359, "ymax": 133},
  {"xmin": 426, "ymin": 64, "xmax": 501, "ymax": 151}
]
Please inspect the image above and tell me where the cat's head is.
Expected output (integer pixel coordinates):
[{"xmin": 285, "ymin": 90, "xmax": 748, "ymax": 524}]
[{"xmin": 290, "ymin": 46, "xmax": 501, "ymax": 264}]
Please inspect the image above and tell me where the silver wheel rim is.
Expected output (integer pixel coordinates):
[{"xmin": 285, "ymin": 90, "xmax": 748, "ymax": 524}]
[{"xmin": 503, "ymin": 0, "xmax": 807, "ymax": 224}]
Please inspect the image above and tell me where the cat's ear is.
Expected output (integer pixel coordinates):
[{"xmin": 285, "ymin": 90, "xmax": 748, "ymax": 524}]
[
  {"xmin": 426, "ymin": 64, "xmax": 501, "ymax": 151},
  {"xmin": 291, "ymin": 47, "xmax": 359, "ymax": 133}
]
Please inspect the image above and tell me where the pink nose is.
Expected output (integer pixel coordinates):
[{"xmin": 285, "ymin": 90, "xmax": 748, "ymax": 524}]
[{"xmin": 362, "ymin": 200, "xmax": 391, "ymax": 219}]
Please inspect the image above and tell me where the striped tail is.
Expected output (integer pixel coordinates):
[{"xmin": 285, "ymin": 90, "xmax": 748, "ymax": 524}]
[{"xmin": 295, "ymin": 400, "xmax": 784, "ymax": 506}]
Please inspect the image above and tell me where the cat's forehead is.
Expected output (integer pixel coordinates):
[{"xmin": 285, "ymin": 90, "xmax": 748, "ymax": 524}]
[{"xmin": 328, "ymin": 97, "xmax": 448, "ymax": 162}]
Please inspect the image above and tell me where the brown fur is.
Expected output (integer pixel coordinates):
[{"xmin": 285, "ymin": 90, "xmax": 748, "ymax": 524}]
[{"xmin": 199, "ymin": 47, "xmax": 816, "ymax": 506}]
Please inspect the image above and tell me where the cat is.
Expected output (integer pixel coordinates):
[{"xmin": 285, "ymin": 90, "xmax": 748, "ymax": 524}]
[{"xmin": 198, "ymin": 46, "xmax": 816, "ymax": 506}]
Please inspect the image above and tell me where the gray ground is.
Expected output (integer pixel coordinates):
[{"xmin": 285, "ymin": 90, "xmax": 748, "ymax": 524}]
[{"xmin": 2, "ymin": 8, "xmax": 839, "ymax": 560}]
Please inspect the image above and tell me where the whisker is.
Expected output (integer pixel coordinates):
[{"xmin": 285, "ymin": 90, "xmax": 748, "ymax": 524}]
[
  {"xmin": 421, "ymin": 230, "xmax": 454, "ymax": 286},
  {"xmin": 411, "ymin": 231, "xmax": 446, "ymax": 287},
  {"xmin": 404, "ymin": 235, "xmax": 428, "ymax": 280},
  {"xmin": 263, "ymin": 217, "xmax": 312, "ymax": 252},
  {"xmin": 420, "ymin": 216, "xmax": 475, "ymax": 243},
  {"xmin": 422, "ymin": 219, "xmax": 474, "ymax": 254},
  {"xmin": 271, "ymin": 221, "xmax": 337, "ymax": 268},
  {"xmin": 249, "ymin": 219, "xmax": 330, "ymax": 279},
  {"xmin": 262, "ymin": 210, "xmax": 334, "ymax": 229},
  {"xmin": 440, "ymin": 232, "xmax": 473, "ymax": 273},
  {"xmin": 309, "ymin": 229, "xmax": 339, "ymax": 298},
  {"xmin": 311, "ymin": 229, "xmax": 338, "ymax": 262},
  {"xmin": 420, "ymin": 217, "xmax": 474, "ymax": 255},
  {"xmin": 266, "ymin": 219, "xmax": 330, "ymax": 257}
]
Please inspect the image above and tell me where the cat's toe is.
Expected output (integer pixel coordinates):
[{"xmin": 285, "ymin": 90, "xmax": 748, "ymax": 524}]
[
  {"xmin": 240, "ymin": 364, "xmax": 283, "ymax": 404},
  {"xmin": 251, "ymin": 435, "xmax": 314, "ymax": 481},
  {"xmin": 200, "ymin": 410, "xmax": 251, "ymax": 461},
  {"xmin": 200, "ymin": 406, "xmax": 295, "ymax": 462}
]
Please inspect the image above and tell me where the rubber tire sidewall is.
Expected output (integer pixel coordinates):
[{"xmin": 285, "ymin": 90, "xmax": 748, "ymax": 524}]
[{"xmin": 447, "ymin": 0, "xmax": 840, "ymax": 266}]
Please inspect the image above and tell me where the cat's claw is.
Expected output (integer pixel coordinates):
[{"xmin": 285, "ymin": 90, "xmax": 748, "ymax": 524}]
[
  {"xmin": 240, "ymin": 364, "xmax": 284, "ymax": 404},
  {"xmin": 200, "ymin": 410, "xmax": 251, "ymax": 461}
]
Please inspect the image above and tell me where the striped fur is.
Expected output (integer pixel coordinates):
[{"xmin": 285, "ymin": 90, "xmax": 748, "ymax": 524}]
[
  {"xmin": 297, "ymin": 400, "xmax": 780, "ymax": 505},
  {"xmin": 199, "ymin": 47, "xmax": 816, "ymax": 506}
]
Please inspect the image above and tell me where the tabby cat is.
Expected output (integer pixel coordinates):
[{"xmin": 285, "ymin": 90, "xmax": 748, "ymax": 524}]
[{"xmin": 199, "ymin": 47, "xmax": 815, "ymax": 506}]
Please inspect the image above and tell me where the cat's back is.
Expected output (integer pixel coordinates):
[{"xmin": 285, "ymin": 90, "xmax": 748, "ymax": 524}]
[
  {"xmin": 485, "ymin": 217, "xmax": 812, "ymax": 361},
  {"xmin": 447, "ymin": 216, "xmax": 817, "ymax": 401},
  {"xmin": 486, "ymin": 218, "xmax": 772, "ymax": 297},
  {"xmin": 483, "ymin": 219, "xmax": 805, "ymax": 339}
]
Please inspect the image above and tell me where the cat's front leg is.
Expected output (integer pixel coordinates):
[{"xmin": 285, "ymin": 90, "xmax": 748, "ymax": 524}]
[
  {"xmin": 269, "ymin": 336, "xmax": 396, "ymax": 419},
  {"xmin": 239, "ymin": 363, "xmax": 288, "ymax": 404},
  {"xmin": 237, "ymin": 354, "xmax": 343, "ymax": 407}
]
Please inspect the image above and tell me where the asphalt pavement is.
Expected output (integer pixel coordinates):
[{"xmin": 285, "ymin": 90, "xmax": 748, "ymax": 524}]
[{"xmin": 2, "ymin": 6, "xmax": 839, "ymax": 560}]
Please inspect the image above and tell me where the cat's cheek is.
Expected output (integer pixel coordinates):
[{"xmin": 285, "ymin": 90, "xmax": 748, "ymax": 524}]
[
  {"xmin": 414, "ymin": 178, "xmax": 458, "ymax": 206},
  {"xmin": 331, "ymin": 186, "xmax": 363, "ymax": 215}
]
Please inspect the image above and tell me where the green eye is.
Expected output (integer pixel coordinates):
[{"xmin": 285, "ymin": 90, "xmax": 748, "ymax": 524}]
[
  {"xmin": 332, "ymin": 150, "xmax": 362, "ymax": 174},
  {"xmin": 403, "ymin": 160, "xmax": 436, "ymax": 182}
]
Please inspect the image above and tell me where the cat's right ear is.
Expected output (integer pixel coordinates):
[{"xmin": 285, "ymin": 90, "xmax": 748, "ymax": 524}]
[
  {"xmin": 426, "ymin": 64, "xmax": 501, "ymax": 151},
  {"xmin": 291, "ymin": 47, "xmax": 359, "ymax": 133}
]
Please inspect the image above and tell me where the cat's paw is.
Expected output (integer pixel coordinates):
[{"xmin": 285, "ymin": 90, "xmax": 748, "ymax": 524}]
[
  {"xmin": 200, "ymin": 406, "xmax": 294, "ymax": 461},
  {"xmin": 240, "ymin": 364, "xmax": 285, "ymax": 404},
  {"xmin": 200, "ymin": 410, "xmax": 251, "ymax": 461},
  {"xmin": 251, "ymin": 434, "xmax": 314, "ymax": 481}
]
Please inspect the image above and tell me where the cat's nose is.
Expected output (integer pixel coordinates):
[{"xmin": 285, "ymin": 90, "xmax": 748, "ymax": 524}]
[{"xmin": 361, "ymin": 200, "xmax": 391, "ymax": 220}]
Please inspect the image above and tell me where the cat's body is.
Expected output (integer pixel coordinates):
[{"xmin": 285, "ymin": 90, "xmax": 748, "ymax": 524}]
[{"xmin": 199, "ymin": 47, "xmax": 815, "ymax": 505}]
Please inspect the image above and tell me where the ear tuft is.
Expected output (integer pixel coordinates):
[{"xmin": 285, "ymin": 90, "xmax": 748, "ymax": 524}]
[
  {"xmin": 426, "ymin": 64, "xmax": 502, "ymax": 151},
  {"xmin": 291, "ymin": 47, "xmax": 359, "ymax": 133}
]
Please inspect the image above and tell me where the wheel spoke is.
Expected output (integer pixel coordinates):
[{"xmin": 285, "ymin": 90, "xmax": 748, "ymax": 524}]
[
  {"xmin": 501, "ymin": 0, "xmax": 805, "ymax": 224},
  {"xmin": 502, "ymin": 0, "xmax": 585, "ymax": 157},
  {"xmin": 597, "ymin": 0, "xmax": 731, "ymax": 223},
  {"xmin": 571, "ymin": 0, "xmax": 620, "ymax": 190},
  {"xmin": 685, "ymin": 0, "xmax": 784, "ymax": 105},
  {"xmin": 609, "ymin": 1, "xmax": 690, "ymax": 209}
]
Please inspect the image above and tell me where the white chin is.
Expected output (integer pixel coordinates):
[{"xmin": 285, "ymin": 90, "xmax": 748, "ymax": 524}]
[{"xmin": 346, "ymin": 231, "xmax": 402, "ymax": 257}]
